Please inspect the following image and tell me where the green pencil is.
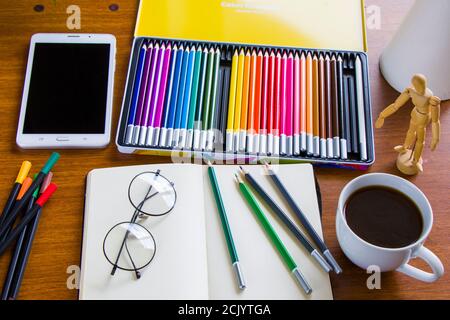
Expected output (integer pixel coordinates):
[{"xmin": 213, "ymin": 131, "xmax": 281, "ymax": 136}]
[
  {"xmin": 200, "ymin": 47, "xmax": 215, "ymax": 150},
  {"xmin": 208, "ymin": 163, "xmax": 246, "ymax": 290},
  {"xmin": 186, "ymin": 46, "xmax": 203, "ymax": 149},
  {"xmin": 206, "ymin": 47, "xmax": 221, "ymax": 151},
  {"xmin": 193, "ymin": 47, "xmax": 209, "ymax": 150},
  {"xmin": 235, "ymin": 174, "xmax": 312, "ymax": 295}
]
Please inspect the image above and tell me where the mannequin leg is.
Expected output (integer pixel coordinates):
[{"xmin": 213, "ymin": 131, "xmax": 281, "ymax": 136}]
[
  {"xmin": 395, "ymin": 121, "xmax": 416, "ymax": 153},
  {"xmin": 413, "ymin": 126, "xmax": 426, "ymax": 172}
]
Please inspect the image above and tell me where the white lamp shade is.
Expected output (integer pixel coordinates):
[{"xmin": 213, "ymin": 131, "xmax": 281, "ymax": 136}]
[{"xmin": 380, "ymin": 0, "xmax": 450, "ymax": 100}]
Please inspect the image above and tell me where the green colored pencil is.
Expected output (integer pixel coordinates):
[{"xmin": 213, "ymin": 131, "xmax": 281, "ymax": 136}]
[
  {"xmin": 206, "ymin": 47, "xmax": 222, "ymax": 151},
  {"xmin": 186, "ymin": 46, "xmax": 203, "ymax": 148},
  {"xmin": 202, "ymin": 47, "xmax": 215, "ymax": 134},
  {"xmin": 235, "ymin": 173, "xmax": 312, "ymax": 295},
  {"xmin": 193, "ymin": 47, "xmax": 209, "ymax": 150},
  {"xmin": 208, "ymin": 163, "xmax": 246, "ymax": 290}
]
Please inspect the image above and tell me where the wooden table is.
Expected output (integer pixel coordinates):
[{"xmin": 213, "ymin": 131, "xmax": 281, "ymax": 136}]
[{"xmin": 0, "ymin": 0, "xmax": 448, "ymax": 300}]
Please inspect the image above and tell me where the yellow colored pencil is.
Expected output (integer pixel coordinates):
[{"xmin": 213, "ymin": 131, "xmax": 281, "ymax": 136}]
[
  {"xmin": 233, "ymin": 49, "xmax": 245, "ymax": 152},
  {"xmin": 226, "ymin": 50, "xmax": 239, "ymax": 153}
]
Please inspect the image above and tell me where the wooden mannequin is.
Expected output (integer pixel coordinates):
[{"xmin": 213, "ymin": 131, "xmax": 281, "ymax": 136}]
[{"xmin": 375, "ymin": 74, "xmax": 441, "ymax": 175}]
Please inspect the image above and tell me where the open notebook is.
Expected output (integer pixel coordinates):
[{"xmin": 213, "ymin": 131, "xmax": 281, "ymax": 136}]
[{"xmin": 80, "ymin": 163, "xmax": 333, "ymax": 300}]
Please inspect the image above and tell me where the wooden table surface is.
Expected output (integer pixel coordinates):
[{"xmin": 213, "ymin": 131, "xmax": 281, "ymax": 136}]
[{"xmin": 0, "ymin": 0, "xmax": 448, "ymax": 300}]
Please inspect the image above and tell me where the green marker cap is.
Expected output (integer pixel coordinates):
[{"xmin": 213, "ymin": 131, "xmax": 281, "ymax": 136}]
[{"xmin": 42, "ymin": 152, "xmax": 60, "ymax": 175}]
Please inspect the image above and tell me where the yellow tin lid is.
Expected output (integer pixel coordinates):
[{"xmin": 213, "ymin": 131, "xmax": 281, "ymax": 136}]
[{"xmin": 135, "ymin": 0, "xmax": 367, "ymax": 52}]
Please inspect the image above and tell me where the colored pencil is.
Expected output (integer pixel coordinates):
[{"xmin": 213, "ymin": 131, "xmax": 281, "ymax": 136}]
[
  {"xmin": 238, "ymin": 50, "xmax": 251, "ymax": 152},
  {"xmin": 285, "ymin": 52, "xmax": 294, "ymax": 156},
  {"xmin": 132, "ymin": 42, "xmax": 153, "ymax": 145},
  {"xmin": 206, "ymin": 47, "xmax": 221, "ymax": 151},
  {"xmin": 325, "ymin": 54, "xmax": 334, "ymax": 159},
  {"xmin": 239, "ymin": 167, "xmax": 332, "ymax": 273},
  {"xmin": 146, "ymin": 43, "xmax": 165, "ymax": 146},
  {"xmin": 211, "ymin": 67, "xmax": 224, "ymax": 151},
  {"xmin": 232, "ymin": 49, "xmax": 245, "ymax": 153},
  {"xmin": 300, "ymin": 53, "xmax": 307, "ymax": 153},
  {"xmin": 235, "ymin": 174, "xmax": 312, "ymax": 295},
  {"xmin": 312, "ymin": 54, "xmax": 320, "ymax": 157},
  {"xmin": 355, "ymin": 55, "xmax": 368, "ymax": 161},
  {"xmin": 337, "ymin": 55, "xmax": 348, "ymax": 160},
  {"xmin": 139, "ymin": 43, "xmax": 160, "ymax": 146},
  {"xmin": 178, "ymin": 46, "xmax": 196, "ymax": 149},
  {"xmin": 200, "ymin": 47, "xmax": 215, "ymax": 150},
  {"xmin": 208, "ymin": 163, "xmax": 246, "ymax": 290},
  {"xmin": 173, "ymin": 46, "xmax": 190, "ymax": 147},
  {"xmin": 272, "ymin": 52, "xmax": 282, "ymax": 156},
  {"xmin": 279, "ymin": 52, "xmax": 287, "ymax": 156},
  {"xmin": 265, "ymin": 163, "xmax": 343, "ymax": 274},
  {"xmin": 186, "ymin": 46, "xmax": 203, "ymax": 149},
  {"xmin": 266, "ymin": 51, "xmax": 276, "ymax": 155},
  {"xmin": 348, "ymin": 74, "xmax": 359, "ymax": 154},
  {"xmin": 293, "ymin": 52, "xmax": 301, "ymax": 156},
  {"xmin": 165, "ymin": 45, "xmax": 184, "ymax": 148},
  {"xmin": 259, "ymin": 51, "xmax": 269, "ymax": 155},
  {"xmin": 219, "ymin": 67, "xmax": 231, "ymax": 149},
  {"xmin": 246, "ymin": 50, "xmax": 257, "ymax": 154},
  {"xmin": 343, "ymin": 73, "xmax": 352, "ymax": 154},
  {"xmin": 125, "ymin": 42, "xmax": 147, "ymax": 145},
  {"xmin": 305, "ymin": 53, "xmax": 313, "ymax": 156},
  {"xmin": 318, "ymin": 54, "xmax": 327, "ymax": 158},
  {"xmin": 226, "ymin": 50, "xmax": 239, "ymax": 153},
  {"xmin": 152, "ymin": 43, "xmax": 172, "ymax": 147},
  {"xmin": 193, "ymin": 47, "xmax": 209, "ymax": 150},
  {"xmin": 251, "ymin": 50, "xmax": 263, "ymax": 154},
  {"xmin": 7, "ymin": 173, "xmax": 52, "ymax": 300},
  {"xmin": 331, "ymin": 55, "xmax": 341, "ymax": 158},
  {"xmin": 159, "ymin": 44, "xmax": 178, "ymax": 147}
]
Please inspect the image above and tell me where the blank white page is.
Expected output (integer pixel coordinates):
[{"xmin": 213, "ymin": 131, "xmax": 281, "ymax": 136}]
[
  {"xmin": 80, "ymin": 164, "xmax": 209, "ymax": 300},
  {"xmin": 204, "ymin": 164, "xmax": 333, "ymax": 300}
]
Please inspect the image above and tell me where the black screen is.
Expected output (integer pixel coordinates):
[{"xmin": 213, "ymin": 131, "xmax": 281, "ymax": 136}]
[{"xmin": 23, "ymin": 43, "xmax": 110, "ymax": 134}]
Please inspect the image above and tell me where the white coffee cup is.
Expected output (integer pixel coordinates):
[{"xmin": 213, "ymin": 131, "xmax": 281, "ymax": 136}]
[{"xmin": 336, "ymin": 173, "xmax": 444, "ymax": 282}]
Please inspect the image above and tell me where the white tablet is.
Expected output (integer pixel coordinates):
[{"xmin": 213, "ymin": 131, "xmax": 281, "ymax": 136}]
[{"xmin": 16, "ymin": 33, "xmax": 116, "ymax": 149}]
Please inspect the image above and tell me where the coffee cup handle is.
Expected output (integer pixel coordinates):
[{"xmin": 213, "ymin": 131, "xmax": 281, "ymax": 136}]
[{"xmin": 396, "ymin": 246, "xmax": 444, "ymax": 283}]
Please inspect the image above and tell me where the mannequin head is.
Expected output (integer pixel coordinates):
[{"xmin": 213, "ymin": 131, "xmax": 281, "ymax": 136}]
[{"xmin": 411, "ymin": 74, "xmax": 427, "ymax": 95}]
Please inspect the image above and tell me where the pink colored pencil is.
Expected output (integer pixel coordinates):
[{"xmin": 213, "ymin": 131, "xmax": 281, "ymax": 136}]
[
  {"xmin": 300, "ymin": 52, "xmax": 307, "ymax": 152},
  {"xmin": 267, "ymin": 51, "xmax": 276, "ymax": 155},
  {"xmin": 272, "ymin": 52, "xmax": 282, "ymax": 156},
  {"xmin": 293, "ymin": 52, "xmax": 301, "ymax": 155},
  {"xmin": 280, "ymin": 52, "xmax": 288, "ymax": 155},
  {"xmin": 285, "ymin": 52, "xmax": 294, "ymax": 156},
  {"xmin": 152, "ymin": 43, "xmax": 172, "ymax": 146},
  {"xmin": 260, "ymin": 51, "xmax": 269, "ymax": 155}
]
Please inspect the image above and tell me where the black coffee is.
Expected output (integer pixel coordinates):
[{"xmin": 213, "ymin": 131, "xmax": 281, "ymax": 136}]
[{"xmin": 344, "ymin": 186, "xmax": 423, "ymax": 249}]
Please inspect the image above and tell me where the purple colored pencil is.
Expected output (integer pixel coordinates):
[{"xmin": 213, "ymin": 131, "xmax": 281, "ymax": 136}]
[
  {"xmin": 138, "ymin": 43, "xmax": 160, "ymax": 145},
  {"xmin": 152, "ymin": 43, "xmax": 172, "ymax": 146},
  {"xmin": 132, "ymin": 42, "xmax": 153, "ymax": 145}
]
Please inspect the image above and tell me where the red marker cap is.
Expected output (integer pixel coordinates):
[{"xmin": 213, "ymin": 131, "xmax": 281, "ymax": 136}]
[{"xmin": 36, "ymin": 183, "xmax": 57, "ymax": 207}]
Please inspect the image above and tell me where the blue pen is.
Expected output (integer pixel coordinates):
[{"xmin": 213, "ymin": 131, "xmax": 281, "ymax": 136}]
[
  {"xmin": 159, "ymin": 44, "xmax": 178, "ymax": 147},
  {"xmin": 178, "ymin": 46, "xmax": 196, "ymax": 149},
  {"xmin": 173, "ymin": 47, "xmax": 190, "ymax": 147},
  {"xmin": 125, "ymin": 41, "xmax": 147, "ymax": 145},
  {"xmin": 165, "ymin": 45, "xmax": 184, "ymax": 148}
]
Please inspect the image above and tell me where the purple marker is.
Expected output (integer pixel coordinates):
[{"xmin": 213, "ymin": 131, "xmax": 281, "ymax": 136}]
[
  {"xmin": 152, "ymin": 44, "xmax": 172, "ymax": 146},
  {"xmin": 132, "ymin": 42, "xmax": 153, "ymax": 145},
  {"xmin": 138, "ymin": 43, "xmax": 160, "ymax": 145}
]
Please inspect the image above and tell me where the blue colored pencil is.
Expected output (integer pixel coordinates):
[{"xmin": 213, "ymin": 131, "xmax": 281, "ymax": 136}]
[
  {"xmin": 125, "ymin": 41, "xmax": 147, "ymax": 145},
  {"xmin": 159, "ymin": 44, "xmax": 178, "ymax": 147},
  {"xmin": 173, "ymin": 46, "xmax": 190, "ymax": 147},
  {"xmin": 178, "ymin": 46, "xmax": 196, "ymax": 148},
  {"xmin": 165, "ymin": 45, "xmax": 184, "ymax": 147}
]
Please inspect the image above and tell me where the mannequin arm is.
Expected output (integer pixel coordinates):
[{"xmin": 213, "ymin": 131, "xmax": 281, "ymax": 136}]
[
  {"xmin": 375, "ymin": 90, "xmax": 410, "ymax": 128},
  {"xmin": 430, "ymin": 96, "xmax": 441, "ymax": 151}
]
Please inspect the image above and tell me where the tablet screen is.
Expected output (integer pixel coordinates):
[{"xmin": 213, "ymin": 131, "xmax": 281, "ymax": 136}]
[{"xmin": 23, "ymin": 43, "xmax": 110, "ymax": 134}]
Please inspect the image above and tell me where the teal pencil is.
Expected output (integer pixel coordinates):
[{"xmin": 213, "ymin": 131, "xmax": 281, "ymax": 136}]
[
  {"xmin": 186, "ymin": 46, "xmax": 203, "ymax": 149},
  {"xmin": 193, "ymin": 47, "xmax": 209, "ymax": 150},
  {"xmin": 207, "ymin": 163, "xmax": 246, "ymax": 290}
]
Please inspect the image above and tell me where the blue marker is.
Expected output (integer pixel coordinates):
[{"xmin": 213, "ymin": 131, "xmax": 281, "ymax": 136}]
[
  {"xmin": 178, "ymin": 46, "xmax": 196, "ymax": 149},
  {"xmin": 165, "ymin": 45, "xmax": 184, "ymax": 147},
  {"xmin": 125, "ymin": 42, "xmax": 147, "ymax": 145},
  {"xmin": 173, "ymin": 47, "xmax": 190, "ymax": 147},
  {"xmin": 159, "ymin": 44, "xmax": 178, "ymax": 147}
]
